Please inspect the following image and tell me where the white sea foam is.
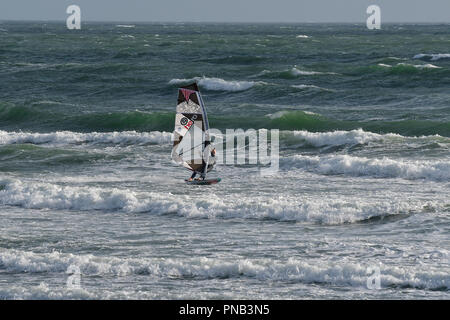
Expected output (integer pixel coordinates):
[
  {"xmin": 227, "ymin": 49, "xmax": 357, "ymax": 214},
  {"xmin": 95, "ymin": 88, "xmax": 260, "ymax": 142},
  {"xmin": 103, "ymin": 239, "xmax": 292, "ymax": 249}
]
[
  {"xmin": 0, "ymin": 179, "xmax": 442, "ymax": 224},
  {"xmin": 289, "ymin": 129, "xmax": 391, "ymax": 147},
  {"xmin": 417, "ymin": 63, "xmax": 441, "ymax": 69},
  {"xmin": 0, "ymin": 282, "xmax": 182, "ymax": 300},
  {"xmin": 413, "ymin": 53, "xmax": 450, "ymax": 61},
  {"xmin": 0, "ymin": 248, "xmax": 448, "ymax": 294},
  {"xmin": 116, "ymin": 25, "xmax": 136, "ymax": 28},
  {"xmin": 291, "ymin": 84, "xmax": 332, "ymax": 91},
  {"xmin": 0, "ymin": 282, "xmax": 96, "ymax": 300},
  {"xmin": 0, "ymin": 179, "xmax": 147, "ymax": 212},
  {"xmin": 386, "ymin": 56, "xmax": 403, "ymax": 60},
  {"xmin": 169, "ymin": 77, "xmax": 261, "ymax": 92},
  {"xmin": 0, "ymin": 130, "xmax": 172, "ymax": 146},
  {"xmin": 265, "ymin": 110, "xmax": 320, "ymax": 120},
  {"xmin": 285, "ymin": 129, "xmax": 449, "ymax": 148},
  {"xmin": 378, "ymin": 63, "xmax": 441, "ymax": 69},
  {"xmin": 290, "ymin": 67, "xmax": 323, "ymax": 76},
  {"xmin": 397, "ymin": 62, "xmax": 441, "ymax": 69},
  {"xmin": 282, "ymin": 154, "xmax": 450, "ymax": 181},
  {"xmin": 296, "ymin": 35, "xmax": 309, "ymax": 39},
  {"xmin": 251, "ymin": 67, "xmax": 337, "ymax": 78},
  {"xmin": 291, "ymin": 67, "xmax": 339, "ymax": 76}
]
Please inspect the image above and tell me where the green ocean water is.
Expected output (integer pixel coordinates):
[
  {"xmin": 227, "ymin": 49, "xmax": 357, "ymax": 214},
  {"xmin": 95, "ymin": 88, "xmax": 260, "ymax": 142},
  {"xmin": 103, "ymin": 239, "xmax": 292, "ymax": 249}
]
[
  {"xmin": 0, "ymin": 22, "xmax": 449, "ymax": 300},
  {"xmin": 0, "ymin": 22, "xmax": 449, "ymax": 135}
]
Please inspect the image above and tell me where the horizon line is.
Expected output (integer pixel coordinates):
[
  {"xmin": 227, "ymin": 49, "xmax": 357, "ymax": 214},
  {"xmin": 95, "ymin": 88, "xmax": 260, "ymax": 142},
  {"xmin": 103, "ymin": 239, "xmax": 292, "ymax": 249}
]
[{"xmin": 1, "ymin": 19, "xmax": 450, "ymax": 24}]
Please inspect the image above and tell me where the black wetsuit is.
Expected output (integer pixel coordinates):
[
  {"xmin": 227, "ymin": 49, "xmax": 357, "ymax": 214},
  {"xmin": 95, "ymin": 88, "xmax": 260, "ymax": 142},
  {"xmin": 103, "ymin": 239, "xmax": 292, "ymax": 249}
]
[
  {"xmin": 190, "ymin": 148, "xmax": 215, "ymax": 180},
  {"xmin": 190, "ymin": 162, "xmax": 208, "ymax": 180},
  {"xmin": 190, "ymin": 171, "xmax": 199, "ymax": 180}
]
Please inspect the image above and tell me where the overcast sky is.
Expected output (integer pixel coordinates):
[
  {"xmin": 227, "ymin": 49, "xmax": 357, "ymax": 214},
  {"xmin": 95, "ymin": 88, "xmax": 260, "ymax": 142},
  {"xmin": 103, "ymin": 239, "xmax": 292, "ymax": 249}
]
[{"xmin": 1, "ymin": 0, "xmax": 449, "ymax": 23}]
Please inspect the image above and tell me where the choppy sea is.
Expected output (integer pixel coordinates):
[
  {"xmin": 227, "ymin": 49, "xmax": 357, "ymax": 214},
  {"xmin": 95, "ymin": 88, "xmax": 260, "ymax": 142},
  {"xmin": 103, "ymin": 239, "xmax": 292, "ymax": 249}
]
[{"xmin": 0, "ymin": 22, "xmax": 449, "ymax": 299}]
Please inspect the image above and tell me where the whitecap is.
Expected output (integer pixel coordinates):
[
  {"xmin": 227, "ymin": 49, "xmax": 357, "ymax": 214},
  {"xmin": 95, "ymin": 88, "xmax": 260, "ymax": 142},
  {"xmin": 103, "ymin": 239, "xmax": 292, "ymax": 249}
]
[
  {"xmin": 290, "ymin": 67, "xmax": 323, "ymax": 76},
  {"xmin": 1, "ymin": 248, "xmax": 447, "ymax": 292},
  {"xmin": 289, "ymin": 129, "xmax": 390, "ymax": 147},
  {"xmin": 413, "ymin": 53, "xmax": 450, "ymax": 61},
  {"xmin": 397, "ymin": 62, "xmax": 441, "ymax": 69},
  {"xmin": 281, "ymin": 154, "xmax": 450, "ymax": 181},
  {"xmin": 0, "ymin": 178, "xmax": 444, "ymax": 224},
  {"xmin": 0, "ymin": 130, "xmax": 172, "ymax": 146},
  {"xmin": 291, "ymin": 84, "xmax": 333, "ymax": 91},
  {"xmin": 169, "ymin": 77, "xmax": 263, "ymax": 92}
]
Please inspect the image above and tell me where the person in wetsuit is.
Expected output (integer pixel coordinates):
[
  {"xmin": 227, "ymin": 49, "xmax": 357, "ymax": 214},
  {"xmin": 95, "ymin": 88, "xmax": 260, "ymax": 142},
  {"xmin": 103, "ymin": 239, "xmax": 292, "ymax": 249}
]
[{"xmin": 188, "ymin": 145, "xmax": 216, "ymax": 181}]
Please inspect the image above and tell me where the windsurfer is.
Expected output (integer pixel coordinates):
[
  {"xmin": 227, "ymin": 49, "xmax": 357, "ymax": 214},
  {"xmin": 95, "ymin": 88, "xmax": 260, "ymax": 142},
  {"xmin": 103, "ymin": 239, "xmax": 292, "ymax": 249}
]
[{"xmin": 188, "ymin": 147, "xmax": 216, "ymax": 181}]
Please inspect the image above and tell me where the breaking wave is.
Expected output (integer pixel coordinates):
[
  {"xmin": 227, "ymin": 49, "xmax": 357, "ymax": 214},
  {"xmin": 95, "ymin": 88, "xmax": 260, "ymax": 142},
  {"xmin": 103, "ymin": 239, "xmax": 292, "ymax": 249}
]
[
  {"xmin": 281, "ymin": 154, "xmax": 450, "ymax": 181},
  {"xmin": 291, "ymin": 84, "xmax": 333, "ymax": 91},
  {"xmin": 0, "ymin": 130, "xmax": 172, "ymax": 146},
  {"xmin": 0, "ymin": 179, "xmax": 148, "ymax": 212},
  {"xmin": 0, "ymin": 248, "xmax": 447, "ymax": 296},
  {"xmin": 290, "ymin": 67, "xmax": 324, "ymax": 76},
  {"xmin": 1, "ymin": 102, "xmax": 449, "ymax": 137},
  {"xmin": 0, "ymin": 178, "xmax": 443, "ymax": 224},
  {"xmin": 169, "ymin": 77, "xmax": 262, "ymax": 92},
  {"xmin": 285, "ymin": 129, "xmax": 392, "ymax": 147},
  {"xmin": 377, "ymin": 63, "xmax": 442, "ymax": 71},
  {"xmin": 255, "ymin": 67, "xmax": 337, "ymax": 79},
  {"xmin": 379, "ymin": 62, "xmax": 441, "ymax": 69},
  {"xmin": 283, "ymin": 129, "xmax": 450, "ymax": 148},
  {"xmin": 265, "ymin": 111, "xmax": 450, "ymax": 137},
  {"xmin": 413, "ymin": 53, "xmax": 450, "ymax": 61},
  {"xmin": 1, "ymin": 128, "xmax": 448, "ymax": 154}
]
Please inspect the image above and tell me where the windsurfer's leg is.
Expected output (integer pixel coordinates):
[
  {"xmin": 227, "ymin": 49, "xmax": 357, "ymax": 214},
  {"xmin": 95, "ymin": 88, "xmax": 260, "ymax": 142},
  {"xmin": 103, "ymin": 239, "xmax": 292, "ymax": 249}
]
[
  {"xmin": 199, "ymin": 163, "xmax": 207, "ymax": 180},
  {"xmin": 188, "ymin": 171, "xmax": 196, "ymax": 181}
]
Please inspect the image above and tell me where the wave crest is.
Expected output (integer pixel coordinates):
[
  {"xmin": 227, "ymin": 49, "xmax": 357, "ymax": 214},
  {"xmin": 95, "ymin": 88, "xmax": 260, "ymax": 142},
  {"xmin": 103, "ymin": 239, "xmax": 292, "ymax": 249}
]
[
  {"xmin": 1, "ymin": 248, "xmax": 447, "ymax": 296},
  {"xmin": 0, "ymin": 179, "xmax": 443, "ymax": 224},
  {"xmin": 282, "ymin": 154, "xmax": 450, "ymax": 181},
  {"xmin": 287, "ymin": 129, "xmax": 388, "ymax": 147},
  {"xmin": 0, "ymin": 130, "xmax": 172, "ymax": 146},
  {"xmin": 255, "ymin": 67, "xmax": 337, "ymax": 79},
  {"xmin": 169, "ymin": 77, "xmax": 262, "ymax": 92},
  {"xmin": 413, "ymin": 53, "xmax": 450, "ymax": 61}
]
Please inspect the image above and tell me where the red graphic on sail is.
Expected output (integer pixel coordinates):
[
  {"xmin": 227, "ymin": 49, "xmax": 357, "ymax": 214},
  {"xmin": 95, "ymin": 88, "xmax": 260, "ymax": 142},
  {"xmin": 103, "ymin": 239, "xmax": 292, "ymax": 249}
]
[
  {"xmin": 180, "ymin": 88, "xmax": 196, "ymax": 103},
  {"xmin": 184, "ymin": 120, "xmax": 193, "ymax": 130}
]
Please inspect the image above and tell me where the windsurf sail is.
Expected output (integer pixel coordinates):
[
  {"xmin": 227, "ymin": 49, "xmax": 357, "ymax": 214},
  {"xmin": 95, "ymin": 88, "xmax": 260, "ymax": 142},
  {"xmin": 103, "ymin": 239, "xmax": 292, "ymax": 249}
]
[{"xmin": 172, "ymin": 83, "xmax": 215, "ymax": 175}]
